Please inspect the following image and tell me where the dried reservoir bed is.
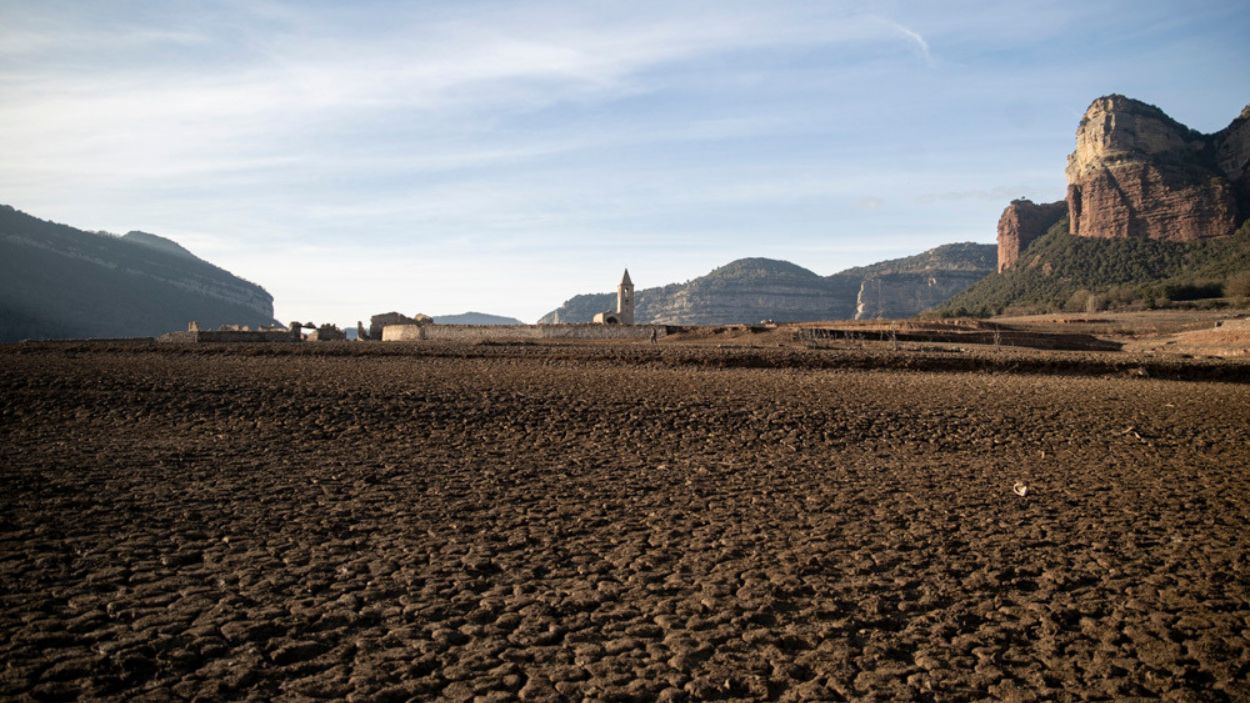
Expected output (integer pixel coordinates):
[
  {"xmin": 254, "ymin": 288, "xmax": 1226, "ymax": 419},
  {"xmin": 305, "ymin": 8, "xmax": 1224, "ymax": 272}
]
[{"xmin": 1, "ymin": 342, "xmax": 1248, "ymax": 701}]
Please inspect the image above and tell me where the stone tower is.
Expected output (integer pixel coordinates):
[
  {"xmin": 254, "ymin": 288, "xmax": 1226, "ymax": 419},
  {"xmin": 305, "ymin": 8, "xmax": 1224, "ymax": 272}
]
[{"xmin": 617, "ymin": 269, "xmax": 634, "ymax": 324}]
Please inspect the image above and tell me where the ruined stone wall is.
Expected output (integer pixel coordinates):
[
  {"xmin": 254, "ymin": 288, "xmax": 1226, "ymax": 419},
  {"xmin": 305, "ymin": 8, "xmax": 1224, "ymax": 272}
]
[
  {"xmin": 158, "ymin": 330, "xmax": 295, "ymax": 343},
  {"xmin": 382, "ymin": 324, "xmax": 668, "ymax": 342}
]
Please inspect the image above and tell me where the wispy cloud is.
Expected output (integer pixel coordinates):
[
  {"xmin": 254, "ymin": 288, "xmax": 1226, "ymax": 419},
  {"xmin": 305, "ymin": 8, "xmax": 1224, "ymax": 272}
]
[{"xmin": 882, "ymin": 19, "xmax": 933, "ymax": 65}]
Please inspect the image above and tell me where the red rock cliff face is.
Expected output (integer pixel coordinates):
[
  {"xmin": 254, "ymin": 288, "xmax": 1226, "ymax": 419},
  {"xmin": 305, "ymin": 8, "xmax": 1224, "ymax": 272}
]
[
  {"xmin": 997, "ymin": 199, "xmax": 1066, "ymax": 272},
  {"xmin": 1065, "ymin": 95, "xmax": 1240, "ymax": 241}
]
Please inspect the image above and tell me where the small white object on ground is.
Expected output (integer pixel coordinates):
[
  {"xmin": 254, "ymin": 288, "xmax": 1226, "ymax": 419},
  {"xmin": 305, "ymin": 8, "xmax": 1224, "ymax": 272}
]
[{"xmin": 1013, "ymin": 482, "xmax": 1029, "ymax": 497}]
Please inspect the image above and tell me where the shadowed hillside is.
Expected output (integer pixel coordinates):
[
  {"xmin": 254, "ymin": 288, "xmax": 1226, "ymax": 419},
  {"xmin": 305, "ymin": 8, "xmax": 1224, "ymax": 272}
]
[{"xmin": 0, "ymin": 204, "xmax": 277, "ymax": 341}]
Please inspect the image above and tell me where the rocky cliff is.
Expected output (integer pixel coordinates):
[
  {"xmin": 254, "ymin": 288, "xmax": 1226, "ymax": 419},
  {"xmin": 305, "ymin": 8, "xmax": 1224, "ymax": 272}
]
[
  {"xmin": 997, "ymin": 199, "xmax": 1067, "ymax": 272},
  {"xmin": 846, "ymin": 243, "xmax": 997, "ymax": 320},
  {"xmin": 0, "ymin": 204, "xmax": 277, "ymax": 342},
  {"xmin": 1216, "ymin": 105, "xmax": 1250, "ymax": 218},
  {"xmin": 854, "ymin": 270, "xmax": 993, "ymax": 320},
  {"xmin": 1065, "ymin": 95, "xmax": 1248, "ymax": 241},
  {"xmin": 539, "ymin": 243, "xmax": 995, "ymax": 324}
]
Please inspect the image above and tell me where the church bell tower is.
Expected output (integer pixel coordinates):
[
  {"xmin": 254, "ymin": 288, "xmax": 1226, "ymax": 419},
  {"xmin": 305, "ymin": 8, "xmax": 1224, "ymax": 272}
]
[{"xmin": 617, "ymin": 269, "xmax": 635, "ymax": 325}]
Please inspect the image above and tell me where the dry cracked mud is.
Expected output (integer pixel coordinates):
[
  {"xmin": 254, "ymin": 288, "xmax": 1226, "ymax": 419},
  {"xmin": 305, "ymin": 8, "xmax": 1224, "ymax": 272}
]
[{"xmin": 1, "ymin": 341, "xmax": 1249, "ymax": 701}]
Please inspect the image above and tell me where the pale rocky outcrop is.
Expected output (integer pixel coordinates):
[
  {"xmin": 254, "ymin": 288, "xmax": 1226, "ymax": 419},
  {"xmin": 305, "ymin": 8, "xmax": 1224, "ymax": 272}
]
[
  {"xmin": 1065, "ymin": 95, "xmax": 1241, "ymax": 241},
  {"xmin": 854, "ymin": 271, "xmax": 989, "ymax": 320},
  {"xmin": 996, "ymin": 199, "xmax": 1067, "ymax": 272}
]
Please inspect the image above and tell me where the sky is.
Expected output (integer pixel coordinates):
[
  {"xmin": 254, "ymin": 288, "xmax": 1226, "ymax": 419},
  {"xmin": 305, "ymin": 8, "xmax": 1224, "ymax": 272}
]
[{"xmin": 2, "ymin": 1, "xmax": 1249, "ymax": 324}]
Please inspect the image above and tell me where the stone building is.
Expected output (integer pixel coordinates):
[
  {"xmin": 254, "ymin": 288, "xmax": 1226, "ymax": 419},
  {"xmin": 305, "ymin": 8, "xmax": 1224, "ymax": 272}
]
[{"xmin": 593, "ymin": 269, "xmax": 635, "ymax": 325}]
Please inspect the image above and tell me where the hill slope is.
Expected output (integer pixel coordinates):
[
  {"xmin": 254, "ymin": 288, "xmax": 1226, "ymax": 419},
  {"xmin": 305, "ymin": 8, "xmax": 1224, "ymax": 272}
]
[
  {"xmin": 539, "ymin": 243, "xmax": 995, "ymax": 324},
  {"xmin": 938, "ymin": 218, "xmax": 1250, "ymax": 316},
  {"xmin": 432, "ymin": 312, "xmax": 525, "ymax": 326},
  {"xmin": 0, "ymin": 204, "xmax": 277, "ymax": 341}
]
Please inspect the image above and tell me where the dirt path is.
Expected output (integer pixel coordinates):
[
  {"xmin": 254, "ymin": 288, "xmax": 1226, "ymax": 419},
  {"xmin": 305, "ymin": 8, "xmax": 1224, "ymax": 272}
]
[{"xmin": 2, "ymin": 344, "xmax": 1248, "ymax": 701}]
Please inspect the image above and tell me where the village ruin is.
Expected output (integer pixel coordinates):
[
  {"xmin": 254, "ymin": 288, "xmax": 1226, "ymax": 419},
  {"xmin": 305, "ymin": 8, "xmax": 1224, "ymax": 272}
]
[
  {"xmin": 158, "ymin": 321, "xmax": 345, "ymax": 343},
  {"xmin": 160, "ymin": 269, "xmax": 672, "ymax": 344}
]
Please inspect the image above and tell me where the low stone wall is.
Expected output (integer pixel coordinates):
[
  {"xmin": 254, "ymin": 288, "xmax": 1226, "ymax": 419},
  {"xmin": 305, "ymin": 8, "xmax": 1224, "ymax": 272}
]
[
  {"xmin": 158, "ymin": 330, "xmax": 296, "ymax": 343},
  {"xmin": 382, "ymin": 324, "xmax": 671, "ymax": 342}
]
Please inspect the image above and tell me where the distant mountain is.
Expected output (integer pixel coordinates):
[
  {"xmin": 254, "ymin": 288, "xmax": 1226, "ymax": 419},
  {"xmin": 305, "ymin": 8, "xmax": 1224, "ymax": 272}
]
[
  {"xmin": 0, "ymin": 204, "xmax": 277, "ymax": 342},
  {"xmin": 830, "ymin": 243, "xmax": 997, "ymax": 320},
  {"xmin": 539, "ymin": 243, "xmax": 995, "ymax": 325},
  {"xmin": 433, "ymin": 312, "xmax": 525, "ymax": 326}
]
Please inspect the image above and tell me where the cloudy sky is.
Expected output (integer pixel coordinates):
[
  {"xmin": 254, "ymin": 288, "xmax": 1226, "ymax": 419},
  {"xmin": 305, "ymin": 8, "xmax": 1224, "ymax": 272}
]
[{"xmin": 2, "ymin": 1, "xmax": 1248, "ymax": 324}]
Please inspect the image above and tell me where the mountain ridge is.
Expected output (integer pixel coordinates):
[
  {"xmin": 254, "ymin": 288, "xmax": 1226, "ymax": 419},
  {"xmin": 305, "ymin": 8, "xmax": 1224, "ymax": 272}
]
[
  {"xmin": 0, "ymin": 204, "xmax": 277, "ymax": 342},
  {"xmin": 539, "ymin": 243, "xmax": 995, "ymax": 325},
  {"xmin": 432, "ymin": 312, "xmax": 526, "ymax": 326}
]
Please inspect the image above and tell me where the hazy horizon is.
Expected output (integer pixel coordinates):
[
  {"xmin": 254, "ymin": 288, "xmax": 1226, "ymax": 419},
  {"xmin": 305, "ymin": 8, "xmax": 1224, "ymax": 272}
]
[{"xmin": 2, "ymin": 0, "xmax": 1248, "ymax": 324}]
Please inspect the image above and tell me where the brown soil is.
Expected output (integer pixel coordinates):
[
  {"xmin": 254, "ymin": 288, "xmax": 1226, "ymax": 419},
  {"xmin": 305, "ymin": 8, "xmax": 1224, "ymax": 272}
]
[
  {"xmin": 995, "ymin": 310, "xmax": 1250, "ymax": 359},
  {"xmin": 2, "ymin": 341, "xmax": 1249, "ymax": 701}
]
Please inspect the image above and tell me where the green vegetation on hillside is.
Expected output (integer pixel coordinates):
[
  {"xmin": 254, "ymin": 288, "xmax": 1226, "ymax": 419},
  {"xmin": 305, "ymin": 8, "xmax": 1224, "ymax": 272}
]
[
  {"xmin": 832, "ymin": 242, "xmax": 997, "ymax": 280},
  {"xmin": 934, "ymin": 217, "xmax": 1250, "ymax": 317}
]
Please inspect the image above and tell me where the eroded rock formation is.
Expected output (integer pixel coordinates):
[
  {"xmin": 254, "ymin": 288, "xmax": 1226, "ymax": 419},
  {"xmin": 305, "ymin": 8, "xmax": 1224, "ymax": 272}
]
[
  {"xmin": 1065, "ymin": 95, "xmax": 1246, "ymax": 241},
  {"xmin": 997, "ymin": 199, "xmax": 1067, "ymax": 272}
]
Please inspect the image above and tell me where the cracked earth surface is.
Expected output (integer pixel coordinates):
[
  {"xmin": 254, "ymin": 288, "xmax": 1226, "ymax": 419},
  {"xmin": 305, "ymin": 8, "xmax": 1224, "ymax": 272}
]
[{"xmin": 1, "ymin": 343, "xmax": 1248, "ymax": 701}]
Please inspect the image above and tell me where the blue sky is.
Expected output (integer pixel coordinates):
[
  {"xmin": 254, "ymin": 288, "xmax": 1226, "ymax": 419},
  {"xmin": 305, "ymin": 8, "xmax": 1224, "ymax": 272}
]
[{"xmin": 2, "ymin": 1, "xmax": 1248, "ymax": 324}]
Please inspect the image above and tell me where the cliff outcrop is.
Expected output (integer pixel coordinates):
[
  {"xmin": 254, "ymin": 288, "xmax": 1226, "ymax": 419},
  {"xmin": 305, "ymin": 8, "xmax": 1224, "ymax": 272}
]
[
  {"xmin": 997, "ymin": 199, "xmax": 1067, "ymax": 272},
  {"xmin": 1215, "ymin": 105, "xmax": 1250, "ymax": 218},
  {"xmin": 539, "ymin": 244, "xmax": 995, "ymax": 324},
  {"xmin": 0, "ymin": 204, "xmax": 277, "ymax": 342},
  {"xmin": 854, "ymin": 270, "xmax": 992, "ymax": 320},
  {"xmin": 1065, "ymin": 95, "xmax": 1247, "ymax": 241}
]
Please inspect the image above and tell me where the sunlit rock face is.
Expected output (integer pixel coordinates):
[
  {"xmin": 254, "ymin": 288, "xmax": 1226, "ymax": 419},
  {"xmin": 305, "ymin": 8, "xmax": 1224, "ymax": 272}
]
[
  {"xmin": 1064, "ymin": 95, "xmax": 1244, "ymax": 242},
  {"xmin": 997, "ymin": 199, "xmax": 1067, "ymax": 272}
]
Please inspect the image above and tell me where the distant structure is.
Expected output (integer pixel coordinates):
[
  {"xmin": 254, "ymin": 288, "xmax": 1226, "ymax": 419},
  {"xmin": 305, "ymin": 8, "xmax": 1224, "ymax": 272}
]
[
  {"xmin": 305, "ymin": 323, "xmax": 345, "ymax": 341},
  {"xmin": 377, "ymin": 269, "xmax": 669, "ymax": 341},
  {"xmin": 158, "ymin": 320, "xmax": 348, "ymax": 343},
  {"xmin": 364, "ymin": 312, "xmax": 433, "ymax": 340},
  {"xmin": 158, "ymin": 321, "xmax": 300, "ymax": 343},
  {"xmin": 593, "ymin": 269, "xmax": 635, "ymax": 325}
]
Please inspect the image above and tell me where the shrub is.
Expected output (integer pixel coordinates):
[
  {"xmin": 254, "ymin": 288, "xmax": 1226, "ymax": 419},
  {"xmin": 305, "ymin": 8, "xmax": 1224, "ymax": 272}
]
[
  {"xmin": 1225, "ymin": 271, "xmax": 1250, "ymax": 298},
  {"xmin": 1162, "ymin": 281, "xmax": 1223, "ymax": 301},
  {"xmin": 1063, "ymin": 289, "xmax": 1090, "ymax": 313}
]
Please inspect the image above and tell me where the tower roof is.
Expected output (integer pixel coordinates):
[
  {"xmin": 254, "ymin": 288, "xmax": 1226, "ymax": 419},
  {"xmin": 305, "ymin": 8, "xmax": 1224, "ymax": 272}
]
[{"xmin": 620, "ymin": 268, "xmax": 632, "ymax": 286}]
